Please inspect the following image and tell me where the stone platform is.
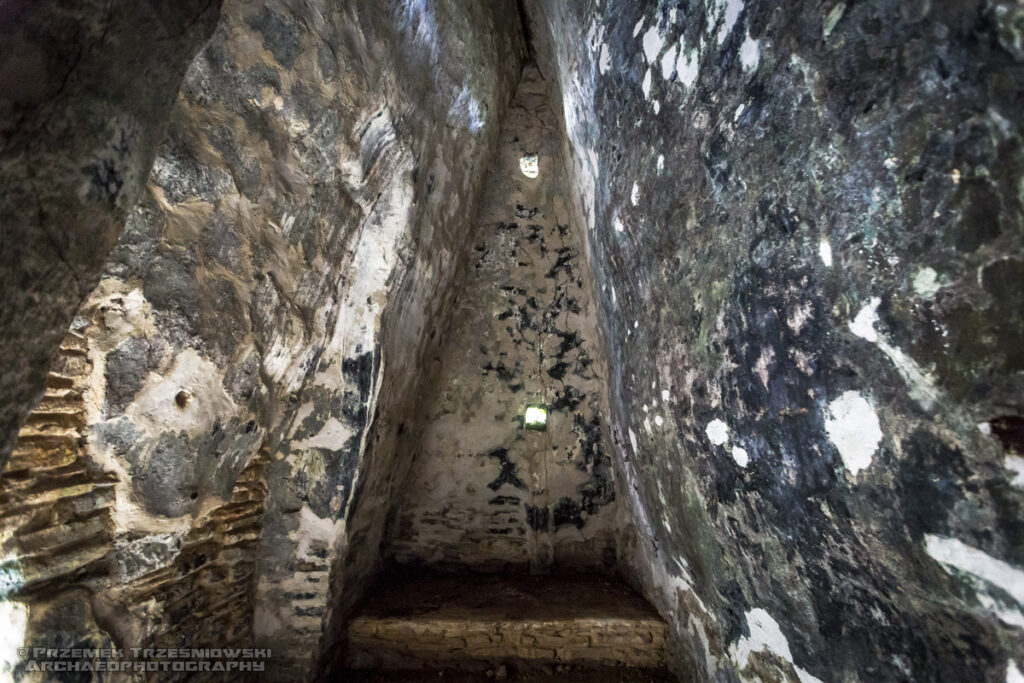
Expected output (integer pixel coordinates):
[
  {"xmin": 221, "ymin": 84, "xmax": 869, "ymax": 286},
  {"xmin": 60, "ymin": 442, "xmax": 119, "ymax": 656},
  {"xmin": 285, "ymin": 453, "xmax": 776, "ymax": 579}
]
[{"xmin": 344, "ymin": 573, "xmax": 672, "ymax": 679}]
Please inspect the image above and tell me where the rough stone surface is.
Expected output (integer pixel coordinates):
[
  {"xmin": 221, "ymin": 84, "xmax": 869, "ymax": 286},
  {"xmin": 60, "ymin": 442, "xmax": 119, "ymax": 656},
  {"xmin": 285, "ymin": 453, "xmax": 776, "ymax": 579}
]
[
  {"xmin": 0, "ymin": 0, "xmax": 223, "ymax": 470},
  {"xmin": 2, "ymin": 1, "xmax": 1024, "ymax": 682},
  {"xmin": 386, "ymin": 64, "xmax": 619, "ymax": 575},
  {"xmin": 346, "ymin": 574, "xmax": 667, "ymax": 671},
  {"xmin": 3, "ymin": 1, "xmax": 525, "ymax": 681},
  {"xmin": 528, "ymin": 0, "xmax": 1024, "ymax": 680}
]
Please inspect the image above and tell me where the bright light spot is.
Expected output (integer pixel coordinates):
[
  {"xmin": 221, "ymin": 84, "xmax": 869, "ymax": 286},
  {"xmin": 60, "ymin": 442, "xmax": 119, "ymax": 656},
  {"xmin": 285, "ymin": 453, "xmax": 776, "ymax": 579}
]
[
  {"xmin": 0, "ymin": 600, "xmax": 28, "ymax": 679},
  {"xmin": 519, "ymin": 154, "xmax": 539, "ymax": 178},
  {"xmin": 732, "ymin": 446, "xmax": 749, "ymax": 467},
  {"xmin": 631, "ymin": 182, "xmax": 640, "ymax": 206},
  {"xmin": 524, "ymin": 405, "xmax": 548, "ymax": 430}
]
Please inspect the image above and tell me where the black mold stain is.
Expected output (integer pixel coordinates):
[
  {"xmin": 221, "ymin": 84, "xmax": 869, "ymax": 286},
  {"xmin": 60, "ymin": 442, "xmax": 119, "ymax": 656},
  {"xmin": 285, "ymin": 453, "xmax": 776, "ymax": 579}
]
[
  {"xmin": 553, "ymin": 497, "xmax": 584, "ymax": 530},
  {"xmin": 989, "ymin": 416, "xmax": 1024, "ymax": 455},
  {"xmin": 486, "ymin": 448, "xmax": 526, "ymax": 491}
]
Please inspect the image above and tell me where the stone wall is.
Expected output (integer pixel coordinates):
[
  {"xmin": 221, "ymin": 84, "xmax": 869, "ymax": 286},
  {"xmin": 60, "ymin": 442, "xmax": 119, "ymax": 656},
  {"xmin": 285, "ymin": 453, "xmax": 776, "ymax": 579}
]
[
  {"xmin": 3, "ymin": 1, "xmax": 526, "ymax": 681},
  {"xmin": 528, "ymin": 0, "xmax": 1024, "ymax": 681},
  {"xmin": 0, "ymin": 0, "xmax": 223, "ymax": 470},
  {"xmin": 1, "ymin": 324, "xmax": 118, "ymax": 681},
  {"xmin": 0, "ymin": 317, "xmax": 270, "ymax": 680},
  {"xmin": 385, "ymin": 64, "xmax": 619, "ymax": 575}
]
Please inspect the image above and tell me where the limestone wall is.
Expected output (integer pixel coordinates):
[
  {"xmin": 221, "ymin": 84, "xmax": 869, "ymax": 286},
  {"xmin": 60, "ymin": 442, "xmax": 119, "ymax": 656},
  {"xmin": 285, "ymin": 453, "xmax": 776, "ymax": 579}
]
[
  {"xmin": 528, "ymin": 0, "xmax": 1024, "ymax": 680},
  {"xmin": 385, "ymin": 64, "xmax": 619, "ymax": 575},
  {"xmin": 2, "ymin": 1, "xmax": 526, "ymax": 680}
]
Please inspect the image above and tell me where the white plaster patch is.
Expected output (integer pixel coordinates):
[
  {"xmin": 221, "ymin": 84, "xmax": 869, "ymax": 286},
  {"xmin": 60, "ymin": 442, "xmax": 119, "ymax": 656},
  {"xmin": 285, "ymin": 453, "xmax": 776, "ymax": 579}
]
[
  {"xmin": 824, "ymin": 391, "xmax": 882, "ymax": 476},
  {"xmin": 661, "ymin": 389, "xmax": 671, "ymax": 402},
  {"xmin": 733, "ymin": 103, "xmax": 746, "ymax": 122},
  {"xmin": 706, "ymin": 419, "xmax": 730, "ymax": 446},
  {"xmin": 740, "ymin": 33, "xmax": 760, "ymax": 72},
  {"xmin": 657, "ymin": 154, "xmax": 665, "ymax": 174},
  {"xmin": 718, "ymin": 0, "xmax": 744, "ymax": 44},
  {"xmin": 599, "ymin": 42, "xmax": 612, "ymax": 74},
  {"xmin": 1008, "ymin": 660, "xmax": 1024, "ymax": 683},
  {"xmin": 913, "ymin": 267, "xmax": 941, "ymax": 299},
  {"xmin": 731, "ymin": 446, "xmax": 749, "ymax": 467},
  {"xmin": 819, "ymin": 238, "xmax": 833, "ymax": 267},
  {"xmin": 642, "ymin": 26, "xmax": 663, "ymax": 63},
  {"xmin": 614, "ymin": 216, "xmax": 625, "ymax": 233},
  {"xmin": 629, "ymin": 427, "xmax": 639, "ymax": 454},
  {"xmin": 633, "ymin": 16, "xmax": 645, "ymax": 38},
  {"xmin": 126, "ymin": 348, "xmax": 237, "ymax": 438},
  {"xmin": 642, "ymin": 68, "xmax": 652, "ymax": 99},
  {"xmin": 652, "ymin": 100, "xmax": 661, "ymax": 115},
  {"xmin": 655, "ymin": 415, "xmax": 665, "ymax": 427},
  {"xmin": 662, "ymin": 44, "xmax": 678, "ymax": 79},
  {"xmin": 1005, "ymin": 455, "xmax": 1024, "ymax": 488},
  {"xmin": 926, "ymin": 535, "xmax": 1024, "ymax": 628},
  {"xmin": 849, "ymin": 297, "xmax": 881, "ymax": 343},
  {"xmin": 631, "ymin": 182, "xmax": 641, "ymax": 206},
  {"xmin": 730, "ymin": 609, "xmax": 824, "ymax": 683},
  {"xmin": 0, "ymin": 599, "xmax": 28, "ymax": 679},
  {"xmin": 848, "ymin": 298, "xmax": 940, "ymax": 410},
  {"xmin": 676, "ymin": 49, "xmax": 700, "ymax": 88}
]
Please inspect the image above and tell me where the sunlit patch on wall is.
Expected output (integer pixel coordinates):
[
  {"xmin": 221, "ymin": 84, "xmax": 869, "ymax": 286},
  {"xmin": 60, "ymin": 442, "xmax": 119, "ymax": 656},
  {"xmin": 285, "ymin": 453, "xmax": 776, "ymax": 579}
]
[
  {"xmin": 520, "ymin": 154, "xmax": 539, "ymax": 178},
  {"xmin": 523, "ymin": 404, "xmax": 548, "ymax": 430}
]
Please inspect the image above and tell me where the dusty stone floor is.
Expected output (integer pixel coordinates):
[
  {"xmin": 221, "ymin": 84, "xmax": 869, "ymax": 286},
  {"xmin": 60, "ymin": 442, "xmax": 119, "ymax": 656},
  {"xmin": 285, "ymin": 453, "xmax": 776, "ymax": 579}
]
[{"xmin": 344, "ymin": 572, "xmax": 672, "ymax": 677}]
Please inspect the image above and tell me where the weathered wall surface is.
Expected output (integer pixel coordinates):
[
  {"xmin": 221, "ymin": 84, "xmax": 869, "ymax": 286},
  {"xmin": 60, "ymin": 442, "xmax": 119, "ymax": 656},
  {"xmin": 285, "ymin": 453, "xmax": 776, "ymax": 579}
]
[
  {"xmin": 0, "ymin": 0, "xmax": 222, "ymax": 470},
  {"xmin": 385, "ymin": 65, "xmax": 619, "ymax": 575},
  {"xmin": 3, "ymin": 1, "xmax": 524, "ymax": 680},
  {"xmin": 529, "ymin": 0, "xmax": 1024, "ymax": 681}
]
